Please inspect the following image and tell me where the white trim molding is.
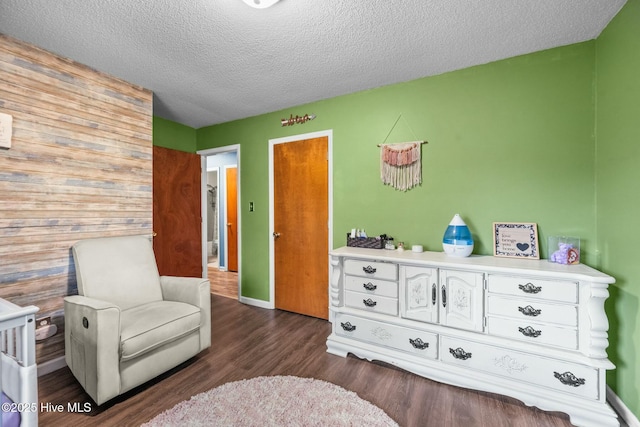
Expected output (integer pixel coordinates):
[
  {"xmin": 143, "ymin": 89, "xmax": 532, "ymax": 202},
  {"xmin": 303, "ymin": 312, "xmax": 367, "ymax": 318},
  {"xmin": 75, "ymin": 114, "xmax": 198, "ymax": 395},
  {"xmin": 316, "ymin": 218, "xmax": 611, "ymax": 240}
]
[
  {"xmin": 239, "ymin": 295, "xmax": 274, "ymax": 310},
  {"xmin": 37, "ymin": 355, "xmax": 66, "ymax": 377}
]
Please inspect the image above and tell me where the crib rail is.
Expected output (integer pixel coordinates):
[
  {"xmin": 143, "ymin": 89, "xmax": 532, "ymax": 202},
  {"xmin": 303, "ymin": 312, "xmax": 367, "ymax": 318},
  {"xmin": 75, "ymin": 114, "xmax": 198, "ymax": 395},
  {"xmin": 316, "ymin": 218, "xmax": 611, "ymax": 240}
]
[
  {"xmin": 0, "ymin": 298, "xmax": 39, "ymax": 427},
  {"xmin": 0, "ymin": 299, "xmax": 38, "ymax": 366}
]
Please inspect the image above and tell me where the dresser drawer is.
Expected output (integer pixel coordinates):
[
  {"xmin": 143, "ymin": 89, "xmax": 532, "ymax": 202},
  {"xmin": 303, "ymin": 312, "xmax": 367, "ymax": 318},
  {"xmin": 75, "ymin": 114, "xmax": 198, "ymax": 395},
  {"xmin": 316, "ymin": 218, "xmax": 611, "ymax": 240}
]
[
  {"xmin": 335, "ymin": 313, "xmax": 438, "ymax": 360},
  {"xmin": 487, "ymin": 295, "xmax": 578, "ymax": 327},
  {"xmin": 345, "ymin": 291, "xmax": 398, "ymax": 316},
  {"xmin": 487, "ymin": 275, "xmax": 578, "ymax": 303},
  {"xmin": 486, "ymin": 317, "xmax": 578, "ymax": 350},
  {"xmin": 441, "ymin": 336, "xmax": 599, "ymax": 400},
  {"xmin": 345, "ymin": 275, "xmax": 398, "ymax": 298},
  {"xmin": 344, "ymin": 259, "xmax": 398, "ymax": 281}
]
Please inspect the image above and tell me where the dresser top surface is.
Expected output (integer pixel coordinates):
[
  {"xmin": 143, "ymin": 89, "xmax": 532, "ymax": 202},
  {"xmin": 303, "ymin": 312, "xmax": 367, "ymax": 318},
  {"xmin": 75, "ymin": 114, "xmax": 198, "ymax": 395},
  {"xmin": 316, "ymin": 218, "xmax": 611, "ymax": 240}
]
[{"xmin": 331, "ymin": 247, "xmax": 614, "ymax": 284}]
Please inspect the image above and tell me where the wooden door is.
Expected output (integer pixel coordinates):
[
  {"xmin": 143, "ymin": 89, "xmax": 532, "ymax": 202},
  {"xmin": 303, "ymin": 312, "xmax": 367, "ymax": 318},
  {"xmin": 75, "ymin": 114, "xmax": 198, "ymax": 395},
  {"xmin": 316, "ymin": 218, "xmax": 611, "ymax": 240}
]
[
  {"xmin": 225, "ymin": 166, "xmax": 238, "ymax": 272},
  {"xmin": 274, "ymin": 137, "xmax": 328, "ymax": 319},
  {"xmin": 153, "ymin": 146, "xmax": 202, "ymax": 277}
]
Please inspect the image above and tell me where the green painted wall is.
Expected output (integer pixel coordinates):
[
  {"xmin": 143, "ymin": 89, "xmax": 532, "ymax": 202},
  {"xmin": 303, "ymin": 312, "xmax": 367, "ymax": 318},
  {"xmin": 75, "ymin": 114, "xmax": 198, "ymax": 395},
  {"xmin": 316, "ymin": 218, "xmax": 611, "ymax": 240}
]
[
  {"xmin": 197, "ymin": 42, "xmax": 598, "ymax": 299},
  {"xmin": 152, "ymin": 5, "xmax": 639, "ymax": 414},
  {"xmin": 596, "ymin": 0, "xmax": 640, "ymax": 416},
  {"xmin": 153, "ymin": 116, "xmax": 196, "ymax": 152}
]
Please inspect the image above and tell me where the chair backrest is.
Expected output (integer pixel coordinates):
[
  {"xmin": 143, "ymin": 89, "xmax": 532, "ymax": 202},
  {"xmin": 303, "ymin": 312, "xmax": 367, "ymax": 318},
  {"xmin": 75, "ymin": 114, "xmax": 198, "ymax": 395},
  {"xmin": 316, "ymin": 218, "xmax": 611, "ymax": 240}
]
[{"xmin": 72, "ymin": 235, "xmax": 163, "ymax": 310}]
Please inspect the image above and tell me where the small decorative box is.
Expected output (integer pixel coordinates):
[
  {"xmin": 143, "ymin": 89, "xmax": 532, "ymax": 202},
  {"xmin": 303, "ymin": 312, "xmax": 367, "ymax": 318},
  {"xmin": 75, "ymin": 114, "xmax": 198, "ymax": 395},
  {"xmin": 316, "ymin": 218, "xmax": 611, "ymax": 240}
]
[
  {"xmin": 548, "ymin": 236, "xmax": 580, "ymax": 265},
  {"xmin": 346, "ymin": 233, "xmax": 385, "ymax": 249}
]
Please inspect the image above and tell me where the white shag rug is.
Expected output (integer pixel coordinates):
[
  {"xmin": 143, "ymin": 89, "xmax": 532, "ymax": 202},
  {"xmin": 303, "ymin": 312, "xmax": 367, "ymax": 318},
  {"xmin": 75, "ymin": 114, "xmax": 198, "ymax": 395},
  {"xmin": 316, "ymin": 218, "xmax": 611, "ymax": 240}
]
[{"xmin": 141, "ymin": 375, "xmax": 399, "ymax": 427}]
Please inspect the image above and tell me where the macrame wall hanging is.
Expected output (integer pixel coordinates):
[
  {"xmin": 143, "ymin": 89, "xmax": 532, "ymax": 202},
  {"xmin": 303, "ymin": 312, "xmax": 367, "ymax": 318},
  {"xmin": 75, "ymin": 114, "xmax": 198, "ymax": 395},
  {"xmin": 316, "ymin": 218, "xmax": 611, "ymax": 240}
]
[{"xmin": 378, "ymin": 115, "xmax": 427, "ymax": 191}]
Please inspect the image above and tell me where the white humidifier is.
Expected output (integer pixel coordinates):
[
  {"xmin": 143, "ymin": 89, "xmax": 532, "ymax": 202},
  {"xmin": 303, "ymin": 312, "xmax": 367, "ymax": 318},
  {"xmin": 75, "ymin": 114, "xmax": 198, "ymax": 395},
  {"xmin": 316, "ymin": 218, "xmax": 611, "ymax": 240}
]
[{"xmin": 442, "ymin": 214, "xmax": 474, "ymax": 257}]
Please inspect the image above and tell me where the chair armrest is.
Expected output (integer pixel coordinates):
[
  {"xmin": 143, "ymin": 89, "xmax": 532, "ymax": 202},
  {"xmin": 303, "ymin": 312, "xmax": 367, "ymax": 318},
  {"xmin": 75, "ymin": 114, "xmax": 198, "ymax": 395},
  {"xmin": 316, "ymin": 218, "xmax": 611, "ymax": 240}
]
[
  {"xmin": 64, "ymin": 295, "xmax": 121, "ymax": 405},
  {"xmin": 160, "ymin": 276, "xmax": 209, "ymax": 306},
  {"xmin": 160, "ymin": 276, "xmax": 211, "ymax": 351},
  {"xmin": 65, "ymin": 294, "xmax": 120, "ymax": 312}
]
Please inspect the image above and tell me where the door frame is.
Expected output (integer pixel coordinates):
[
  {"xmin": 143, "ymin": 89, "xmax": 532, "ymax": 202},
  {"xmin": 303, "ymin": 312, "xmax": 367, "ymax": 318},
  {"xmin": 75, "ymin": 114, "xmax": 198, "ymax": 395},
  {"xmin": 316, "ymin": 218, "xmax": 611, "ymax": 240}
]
[
  {"xmin": 197, "ymin": 145, "xmax": 241, "ymax": 296},
  {"xmin": 206, "ymin": 166, "xmax": 220, "ymax": 266},
  {"xmin": 268, "ymin": 130, "xmax": 333, "ymax": 308}
]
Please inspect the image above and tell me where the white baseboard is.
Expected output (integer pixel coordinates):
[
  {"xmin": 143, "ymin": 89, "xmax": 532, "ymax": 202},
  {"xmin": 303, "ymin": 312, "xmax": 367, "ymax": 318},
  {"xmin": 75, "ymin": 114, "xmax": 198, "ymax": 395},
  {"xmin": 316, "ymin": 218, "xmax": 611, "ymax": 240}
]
[
  {"xmin": 239, "ymin": 296, "xmax": 274, "ymax": 310},
  {"xmin": 608, "ymin": 386, "xmax": 640, "ymax": 427},
  {"xmin": 37, "ymin": 355, "xmax": 66, "ymax": 377}
]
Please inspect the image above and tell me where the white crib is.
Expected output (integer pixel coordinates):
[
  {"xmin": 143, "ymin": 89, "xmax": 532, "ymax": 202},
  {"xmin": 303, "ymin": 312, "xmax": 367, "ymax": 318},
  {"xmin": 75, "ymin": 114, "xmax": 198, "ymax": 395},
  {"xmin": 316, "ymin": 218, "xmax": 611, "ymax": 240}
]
[{"xmin": 0, "ymin": 298, "xmax": 38, "ymax": 427}]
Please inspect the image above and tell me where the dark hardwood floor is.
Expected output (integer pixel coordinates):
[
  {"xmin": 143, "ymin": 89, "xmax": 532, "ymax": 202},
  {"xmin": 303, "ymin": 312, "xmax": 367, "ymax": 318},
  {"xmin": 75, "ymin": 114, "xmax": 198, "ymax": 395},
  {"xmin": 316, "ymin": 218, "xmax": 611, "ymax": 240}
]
[{"xmin": 38, "ymin": 295, "xmax": 607, "ymax": 427}]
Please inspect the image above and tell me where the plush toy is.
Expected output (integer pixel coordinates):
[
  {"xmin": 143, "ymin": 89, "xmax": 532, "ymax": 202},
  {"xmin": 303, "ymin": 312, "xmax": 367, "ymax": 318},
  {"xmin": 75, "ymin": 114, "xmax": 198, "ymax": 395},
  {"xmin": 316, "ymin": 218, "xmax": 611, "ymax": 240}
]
[{"xmin": 550, "ymin": 242, "xmax": 573, "ymax": 264}]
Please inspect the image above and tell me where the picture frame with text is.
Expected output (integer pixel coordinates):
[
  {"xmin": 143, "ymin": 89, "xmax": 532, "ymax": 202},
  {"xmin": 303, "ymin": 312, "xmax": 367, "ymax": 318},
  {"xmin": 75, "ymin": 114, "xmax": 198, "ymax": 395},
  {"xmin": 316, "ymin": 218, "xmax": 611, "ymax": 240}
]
[{"xmin": 493, "ymin": 222, "xmax": 539, "ymax": 259}]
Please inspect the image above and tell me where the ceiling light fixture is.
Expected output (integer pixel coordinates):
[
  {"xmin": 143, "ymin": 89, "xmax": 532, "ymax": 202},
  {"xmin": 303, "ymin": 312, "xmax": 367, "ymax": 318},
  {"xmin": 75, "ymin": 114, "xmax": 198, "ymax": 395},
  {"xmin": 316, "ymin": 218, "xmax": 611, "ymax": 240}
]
[{"xmin": 241, "ymin": 0, "xmax": 280, "ymax": 9}]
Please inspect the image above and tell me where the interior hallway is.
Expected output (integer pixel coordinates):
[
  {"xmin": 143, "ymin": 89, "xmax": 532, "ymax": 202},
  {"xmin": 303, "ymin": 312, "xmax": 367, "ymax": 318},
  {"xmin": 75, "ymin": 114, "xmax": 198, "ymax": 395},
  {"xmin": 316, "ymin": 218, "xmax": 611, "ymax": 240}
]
[{"xmin": 208, "ymin": 257, "xmax": 238, "ymax": 300}]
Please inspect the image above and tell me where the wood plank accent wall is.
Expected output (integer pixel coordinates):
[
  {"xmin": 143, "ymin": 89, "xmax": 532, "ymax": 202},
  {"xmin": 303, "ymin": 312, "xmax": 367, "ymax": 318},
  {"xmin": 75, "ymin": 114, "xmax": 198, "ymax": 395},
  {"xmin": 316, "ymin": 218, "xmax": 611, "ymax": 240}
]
[{"xmin": 0, "ymin": 34, "xmax": 153, "ymax": 365}]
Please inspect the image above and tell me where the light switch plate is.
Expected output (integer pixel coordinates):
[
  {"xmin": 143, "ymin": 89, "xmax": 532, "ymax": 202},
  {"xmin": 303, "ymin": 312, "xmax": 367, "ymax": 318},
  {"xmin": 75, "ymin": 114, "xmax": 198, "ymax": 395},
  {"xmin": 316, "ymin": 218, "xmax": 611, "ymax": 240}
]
[{"xmin": 0, "ymin": 112, "xmax": 12, "ymax": 149}]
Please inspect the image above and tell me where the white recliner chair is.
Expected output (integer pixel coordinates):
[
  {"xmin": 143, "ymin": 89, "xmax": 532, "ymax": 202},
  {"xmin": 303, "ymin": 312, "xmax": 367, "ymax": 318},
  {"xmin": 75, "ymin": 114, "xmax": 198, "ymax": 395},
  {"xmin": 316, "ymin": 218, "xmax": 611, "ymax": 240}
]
[{"xmin": 64, "ymin": 235, "xmax": 211, "ymax": 405}]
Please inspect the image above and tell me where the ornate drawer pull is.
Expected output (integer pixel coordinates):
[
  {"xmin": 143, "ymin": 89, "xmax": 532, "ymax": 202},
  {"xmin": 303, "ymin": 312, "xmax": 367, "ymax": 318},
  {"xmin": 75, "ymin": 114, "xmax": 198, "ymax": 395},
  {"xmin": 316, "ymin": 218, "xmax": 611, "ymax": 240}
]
[
  {"xmin": 340, "ymin": 322, "xmax": 356, "ymax": 332},
  {"xmin": 363, "ymin": 298, "xmax": 377, "ymax": 307},
  {"xmin": 362, "ymin": 265, "xmax": 377, "ymax": 274},
  {"xmin": 518, "ymin": 326, "xmax": 542, "ymax": 337},
  {"xmin": 449, "ymin": 347, "xmax": 472, "ymax": 360},
  {"xmin": 554, "ymin": 371, "xmax": 586, "ymax": 387},
  {"xmin": 363, "ymin": 282, "xmax": 377, "ymax": 291},
  {"xmin": 409, "ymin": 338, "xmax": 429, "ymax": 350},
  {"xmin": 441, "ymin": 285, "xmax": 447, "ymax": 308},
  {"xmin": 519, "ymin": 282, "xmax": 542, "ymax": 294},
  {"xmin": 518, "ymin": 305, "xmax": 542, "ymax": 317},
  {"xmin": 432, "ymin": 283, "xmax": 437, "ymax": 306}
]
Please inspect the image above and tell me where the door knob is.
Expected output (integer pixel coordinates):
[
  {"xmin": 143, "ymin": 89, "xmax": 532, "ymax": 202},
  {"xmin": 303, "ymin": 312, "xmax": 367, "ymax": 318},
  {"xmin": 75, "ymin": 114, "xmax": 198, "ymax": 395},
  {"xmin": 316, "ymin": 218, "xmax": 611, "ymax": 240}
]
[{"xmin": 273, "ymin": 232, "xmax": 281, "ymax": 238}]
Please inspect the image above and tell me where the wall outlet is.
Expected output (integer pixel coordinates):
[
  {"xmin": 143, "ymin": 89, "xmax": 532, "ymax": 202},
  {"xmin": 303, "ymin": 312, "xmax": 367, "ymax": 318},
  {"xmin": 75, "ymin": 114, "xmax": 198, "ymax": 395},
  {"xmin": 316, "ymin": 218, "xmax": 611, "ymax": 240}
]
[{"xmin": 36, "ymin": 316, "xmax": 52, "ymax": 329}]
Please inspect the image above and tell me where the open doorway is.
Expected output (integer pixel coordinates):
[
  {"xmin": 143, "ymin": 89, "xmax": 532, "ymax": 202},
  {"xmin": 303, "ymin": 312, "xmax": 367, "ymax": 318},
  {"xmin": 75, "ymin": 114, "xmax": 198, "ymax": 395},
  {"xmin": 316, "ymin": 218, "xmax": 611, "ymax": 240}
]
[{"xmin": 199, "ymin": 145, "xmax": 240, "ymax": 300}]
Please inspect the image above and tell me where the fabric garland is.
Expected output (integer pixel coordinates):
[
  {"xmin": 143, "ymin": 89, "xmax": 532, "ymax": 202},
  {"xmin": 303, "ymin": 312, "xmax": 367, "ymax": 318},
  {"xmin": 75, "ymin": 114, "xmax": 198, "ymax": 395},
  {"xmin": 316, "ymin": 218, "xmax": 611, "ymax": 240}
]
[{"xmin": 380, "ymin": 141, "xmax": 422, "ymax": 191}]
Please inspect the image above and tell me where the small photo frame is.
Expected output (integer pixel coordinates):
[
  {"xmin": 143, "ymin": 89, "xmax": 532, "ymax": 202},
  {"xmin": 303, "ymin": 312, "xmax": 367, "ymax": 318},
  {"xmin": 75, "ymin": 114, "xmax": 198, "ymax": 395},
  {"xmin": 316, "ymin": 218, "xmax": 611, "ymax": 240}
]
[{"xmin": 493, "ymin": 222, "xmax": 539, "ymax": 259}]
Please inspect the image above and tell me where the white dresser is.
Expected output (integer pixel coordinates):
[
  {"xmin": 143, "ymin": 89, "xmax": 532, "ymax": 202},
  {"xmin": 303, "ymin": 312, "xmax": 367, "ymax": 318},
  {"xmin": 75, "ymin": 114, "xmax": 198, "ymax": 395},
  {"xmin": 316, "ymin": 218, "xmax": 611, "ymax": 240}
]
[{"xmin": 327, "ymin": 247, "xmax": 617, "ymax": 427}]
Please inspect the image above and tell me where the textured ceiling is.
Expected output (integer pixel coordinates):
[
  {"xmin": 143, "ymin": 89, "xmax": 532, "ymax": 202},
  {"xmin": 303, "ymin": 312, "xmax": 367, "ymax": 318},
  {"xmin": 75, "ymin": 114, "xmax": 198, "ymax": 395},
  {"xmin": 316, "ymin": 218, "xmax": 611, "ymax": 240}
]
[{"xmin": 0, "ymin": 0, "xmax": 627, "ymax": 129}]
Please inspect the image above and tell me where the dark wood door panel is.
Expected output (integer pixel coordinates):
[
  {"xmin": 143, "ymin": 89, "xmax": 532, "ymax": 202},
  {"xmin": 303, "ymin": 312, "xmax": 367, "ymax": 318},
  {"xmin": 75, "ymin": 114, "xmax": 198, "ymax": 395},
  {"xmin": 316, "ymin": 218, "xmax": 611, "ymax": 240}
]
[{"xmin": 153, "ymin": 146, "xmax": 202, "ymax": 277}]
